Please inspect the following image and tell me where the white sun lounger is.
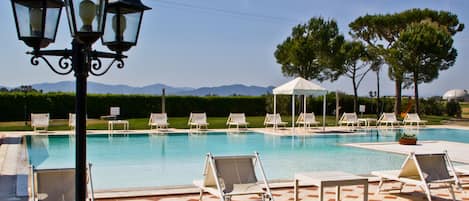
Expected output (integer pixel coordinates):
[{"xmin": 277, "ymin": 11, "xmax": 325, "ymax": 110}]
[
  {"xmin": 100, "ymin": 107, "xmax": 120, "ymax": 120},
  {"xmin": 264, "ymin": 113, "xmax": 287, "ymax": 128},
  {"xmin": 188, "ymin": 113, "xmax": 209, "ymax": 130},
  {"xmin": 226, "ymin": 113, "xmax": 249, "ymax": 129},
  {"xmin": 372, "ymin": 152, "xmax": 463, "ymax": 201},
  {"xmin": 338, "ymin": 112, "xmax": 358, "ymax": 127},
  {"xmin": 149, "ymin": 113, "xmax": 170, "ymax": 130},
  {"xmin": 30, "ymin": 163, "xmax": 94, "ymax": 201},
  {"xmin": 403, "ymin": 113, "xmax": 427, "ymax": 127},
  {"xmin": 296, "ymin": 112, "xmax": 319, "ymax": 128},
  {"xmin": 377, "ymin": 113, "xmax": 401, "ymax": 128},
  {"xmin": 31, "ymin": 113, "xmax": 50, "ymax": 132},
  {"xmin": 193, "ymin": 152, "xmax": 273, "ymax": 201},
  {"xmin": 68, "ymin": 113, "xmax": 76, "ymax": 130}
]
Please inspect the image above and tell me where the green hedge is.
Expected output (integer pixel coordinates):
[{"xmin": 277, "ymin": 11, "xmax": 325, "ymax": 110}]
[
  {"xmin": 0, "ymin": 92, "xmax": 449, "ymax": 121},
  {"xmin": 0, "ymin": 92, "xmax": 266, "ymax": 121}
]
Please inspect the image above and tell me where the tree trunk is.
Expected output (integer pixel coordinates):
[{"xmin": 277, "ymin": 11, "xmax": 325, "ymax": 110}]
[
  {"xmin": 376, "ymin": 69, "xmax": 381, "ymax": 118},
  {"xmin": 394, "ymin": 79, "xmax": 402, "ymax": 115},
  {"xmin": 413, "ymin": 73, "xmax": 420, "ymax": 114},
  {"xmin": 352, "ymin": 74, "xmax": 358, "ymax": 113}
]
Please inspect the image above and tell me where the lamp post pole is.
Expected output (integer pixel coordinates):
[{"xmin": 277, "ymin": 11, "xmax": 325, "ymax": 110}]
[{"xmin": 73, "ymin": 39, "xmax": 88, "ymax": 201}]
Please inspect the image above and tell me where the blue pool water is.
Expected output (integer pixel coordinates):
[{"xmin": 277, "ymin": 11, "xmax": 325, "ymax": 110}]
[{"xmin": 26, "ymin": 128, "xmax": 469, "ymax": 190}]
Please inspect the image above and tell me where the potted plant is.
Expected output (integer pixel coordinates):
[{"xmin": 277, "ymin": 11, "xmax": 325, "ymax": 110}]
[{"xmin": 399, "ymin": 133, "xmax": 418, "ymax": 145}]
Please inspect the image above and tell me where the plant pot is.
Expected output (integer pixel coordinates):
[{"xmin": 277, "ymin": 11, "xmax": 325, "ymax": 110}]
[{"xmin": 399, "ymin": 138, "xmax": 417, "ymax": 145}]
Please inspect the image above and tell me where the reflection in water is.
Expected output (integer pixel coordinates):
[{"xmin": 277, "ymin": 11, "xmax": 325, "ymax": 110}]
[
  {"xmin": 149, "ymin": 134, "xmax": 166, "ymax": 156},
  {"xmin": 226, "ymin": 132, "xmax": 247, "ymax": 144},
  {"xmin": 28, "ymin": 135, "xmax": 50, "ymax": 167}
]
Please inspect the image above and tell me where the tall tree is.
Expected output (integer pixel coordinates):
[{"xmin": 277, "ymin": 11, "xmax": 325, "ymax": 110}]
[
  {"xmin": 389, "ymin": 21, "xmax": 459, "ymax": 113},
  {"xmin": 275, "ymin": 17, "xmax": 345, "ymax": 81},
  {"xmin": 339, "ymin": 41, "xmax": 371, "ymax": 112},
  {"xmin": 349, "ymin": 8, "xmax": 464, "ymax": 115}
]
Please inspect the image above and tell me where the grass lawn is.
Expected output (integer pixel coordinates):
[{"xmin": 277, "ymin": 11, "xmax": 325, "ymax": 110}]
[
  {"xmin": 0, "ymin": 115, "xmax": 452, "ymax": 131},
  {"xmin": 460, "ymin": 102, "xmax": 469, "ymax": 118}
]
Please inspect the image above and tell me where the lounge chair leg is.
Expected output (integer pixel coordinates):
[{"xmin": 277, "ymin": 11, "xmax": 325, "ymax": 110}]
[
  {"xmin": 424, "ymin": 184, "xmax": 432, "ymax": 201},
  {"xmin": 199, "ymin": 189, "xmax": 204, "ymax": 201},
  {"xmin": 376, "ymin": 178, "xmax": 384, "ymax": 194},
  {"xmin": 449, "ymin": 184, "xmax": 456, "ymax": 201}
]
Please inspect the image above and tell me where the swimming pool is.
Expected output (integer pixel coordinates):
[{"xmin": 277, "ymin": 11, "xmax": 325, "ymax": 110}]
[{"xmin": 26, "ymin": 128, "xmax": 469, "ymax": 190}]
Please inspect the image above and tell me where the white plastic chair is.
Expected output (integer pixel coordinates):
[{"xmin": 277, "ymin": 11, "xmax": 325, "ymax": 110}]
[
  {"xmin": 188, "ymin": 113, "xmax": 209, "ymax": 130},
  {"xmin": 149, "ymin": 113, "xmax": 169, "ymax": 130},
  {"xmin": 226, "ymin": 113, "xmax": 249, "ymax": 129},
  {"xmin": 193, "ymin": 152, "xmax": 273, "ymax": 201},
  {"xmin": 296, "ymin": 112, "xmax": 319, "ymax": 128},
  {"xmin": 264, "ymin": 113, "xmax": 287, "ymax": 128},
  {"xmin": 338, "ymin": 112, "xmax": 358, "ymax": 128},
  {"xmin": 31, "ymin": 113, "xmax": 50, "ymax": 132},
  {"xmin": 403, "ymin": 113, "xmax": 427, "ymax": 127},
  {"xmin": 377, "ymin": 113, "xmax": 400, "ymax": 128},
  {"xmin": 372, "ymin": 152, "xmax": 463, "ymax": 201},
  {"xmin": 30, "ymin": 163, "xmax": 94, "ymax": 201}
]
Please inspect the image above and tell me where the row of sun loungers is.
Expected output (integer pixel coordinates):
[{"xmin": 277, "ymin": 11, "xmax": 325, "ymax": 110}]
[
  {"xmin": 33, "ymin": 151, "xmax": 467, "ymax": 201},
  {"xmin": 29, "ymin": 111, "xmax": 426, "ymax": 132},
  {"xmin": 339, "ymin": 112, "xmax": 427, "ymax": 128}
]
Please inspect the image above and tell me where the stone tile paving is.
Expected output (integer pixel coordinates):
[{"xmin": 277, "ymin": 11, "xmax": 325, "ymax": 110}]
[{"xmin": 98, "ymin": 180, "xmax": 469, "ymax": 201}]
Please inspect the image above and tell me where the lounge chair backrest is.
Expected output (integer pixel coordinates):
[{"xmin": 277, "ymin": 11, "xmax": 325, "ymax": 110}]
[
  {"xmin": 227, "ymin": 113, "xmax": 246, "ymax": 124},
  {"xmin": 31, "ymin": 113, "xmax": 49, "ymax": 126},
  {"xmin": 340, "ymin": 113, "xmax": 357, "ymax": 122},
  {"xmin": 398, "ymin": 152, "xmax": 455, "ymax": 183},
  {"xmin": 110, "ymin": 107, "xmax": 120, "ymax": 116},
  {"xmin": 190, "ymin": 113, "xmax": 207, "ymax": 124},
  {"xmin": 304, "ymin": 113, "xmax": 316, "ymax": 123},
  {"xmin": 32, "ymin": 164, "xmax": 94, "ymax": 201},
  {"xmin": 270, "ymin": 113, "xmax": 283, "ymax": 123},
  {"xmin": 211, "ymin": 156, "xmax": 257, "ymax": 193},
  {"xmin": 380, "ymin": 113, "xmax": 397, "ymax": 121},
  {"xmin": 149, "ymin": 113, "xmax": 168, "ymax": 124},
  {"xmin": 264, "ymin": 113, "xmax": 274, "ymax": 124},
  {"xmin": 415, "ymin": 153, "xmax": 451, "ymax": 182},
  {"xmin": 406, "ymin": 113, "xmax": 421, "ymax": 121},
  {"xmin": 34, "ymin": 168, "xmax": 75, "ymax": 201}
]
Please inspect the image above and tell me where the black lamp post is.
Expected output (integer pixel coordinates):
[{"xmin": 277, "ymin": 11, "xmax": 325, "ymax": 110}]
[{"xmin": 10, "ymin": 0, "xmax": 150, "ymax": 200}]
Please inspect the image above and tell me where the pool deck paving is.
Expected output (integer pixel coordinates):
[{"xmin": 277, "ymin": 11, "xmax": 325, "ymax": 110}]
[
  {"xmin": 96, "ymin": 179, "xmax": 469, "ymax": 201},
  {"xmin": 1, "ymin": 125, "xmax": 469, "ymax": 201}
]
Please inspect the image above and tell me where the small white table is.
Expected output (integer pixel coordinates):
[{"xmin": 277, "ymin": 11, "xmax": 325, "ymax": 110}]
[
  {"xmin": 294, "ymin": 171, "xmax": 368, "ymax": 201},
  {"xmin": 108, "ymin": 120, "xmax": 129, "ymax": 132}
]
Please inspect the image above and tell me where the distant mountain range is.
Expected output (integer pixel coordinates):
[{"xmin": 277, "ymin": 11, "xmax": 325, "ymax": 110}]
[{"xmin": 4, "ymin": 81, "xmax": 274, "ymax": 96}]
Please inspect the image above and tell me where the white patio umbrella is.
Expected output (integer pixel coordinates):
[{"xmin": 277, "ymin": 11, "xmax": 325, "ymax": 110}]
[{"xmin": 272, "ymin": 77, "xmax": 328, "ymax": 131}]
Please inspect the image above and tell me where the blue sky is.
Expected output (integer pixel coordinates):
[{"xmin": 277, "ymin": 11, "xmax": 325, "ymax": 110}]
[{"xmin": 0, "ymin": 0, "xmax": 468, "ymax": 97}]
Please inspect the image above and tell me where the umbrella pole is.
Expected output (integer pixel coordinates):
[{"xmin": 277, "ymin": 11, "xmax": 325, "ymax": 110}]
[
  {"xmin": 292, "ymin": 95, "xmax": 295, "ymax": 133},
  {"xmin": 304, "ymin": 95, "xmax": 307, "ymax": 130},
  {"xmin": 323, "ymin": 94, "xmax": 326, "ymax": 131},
  {"xmin": 273, "ymin": 94, "xmax": 277, "ymax": 130}
]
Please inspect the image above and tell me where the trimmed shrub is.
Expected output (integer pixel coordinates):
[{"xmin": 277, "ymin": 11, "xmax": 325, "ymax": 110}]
[
  {"xmin": 0, "ymin": 92, "xmax": 266, "ymax": 121},
  {"xmin": 446, "ymin": 100, "xmax": 461, "ymax": 118}
]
